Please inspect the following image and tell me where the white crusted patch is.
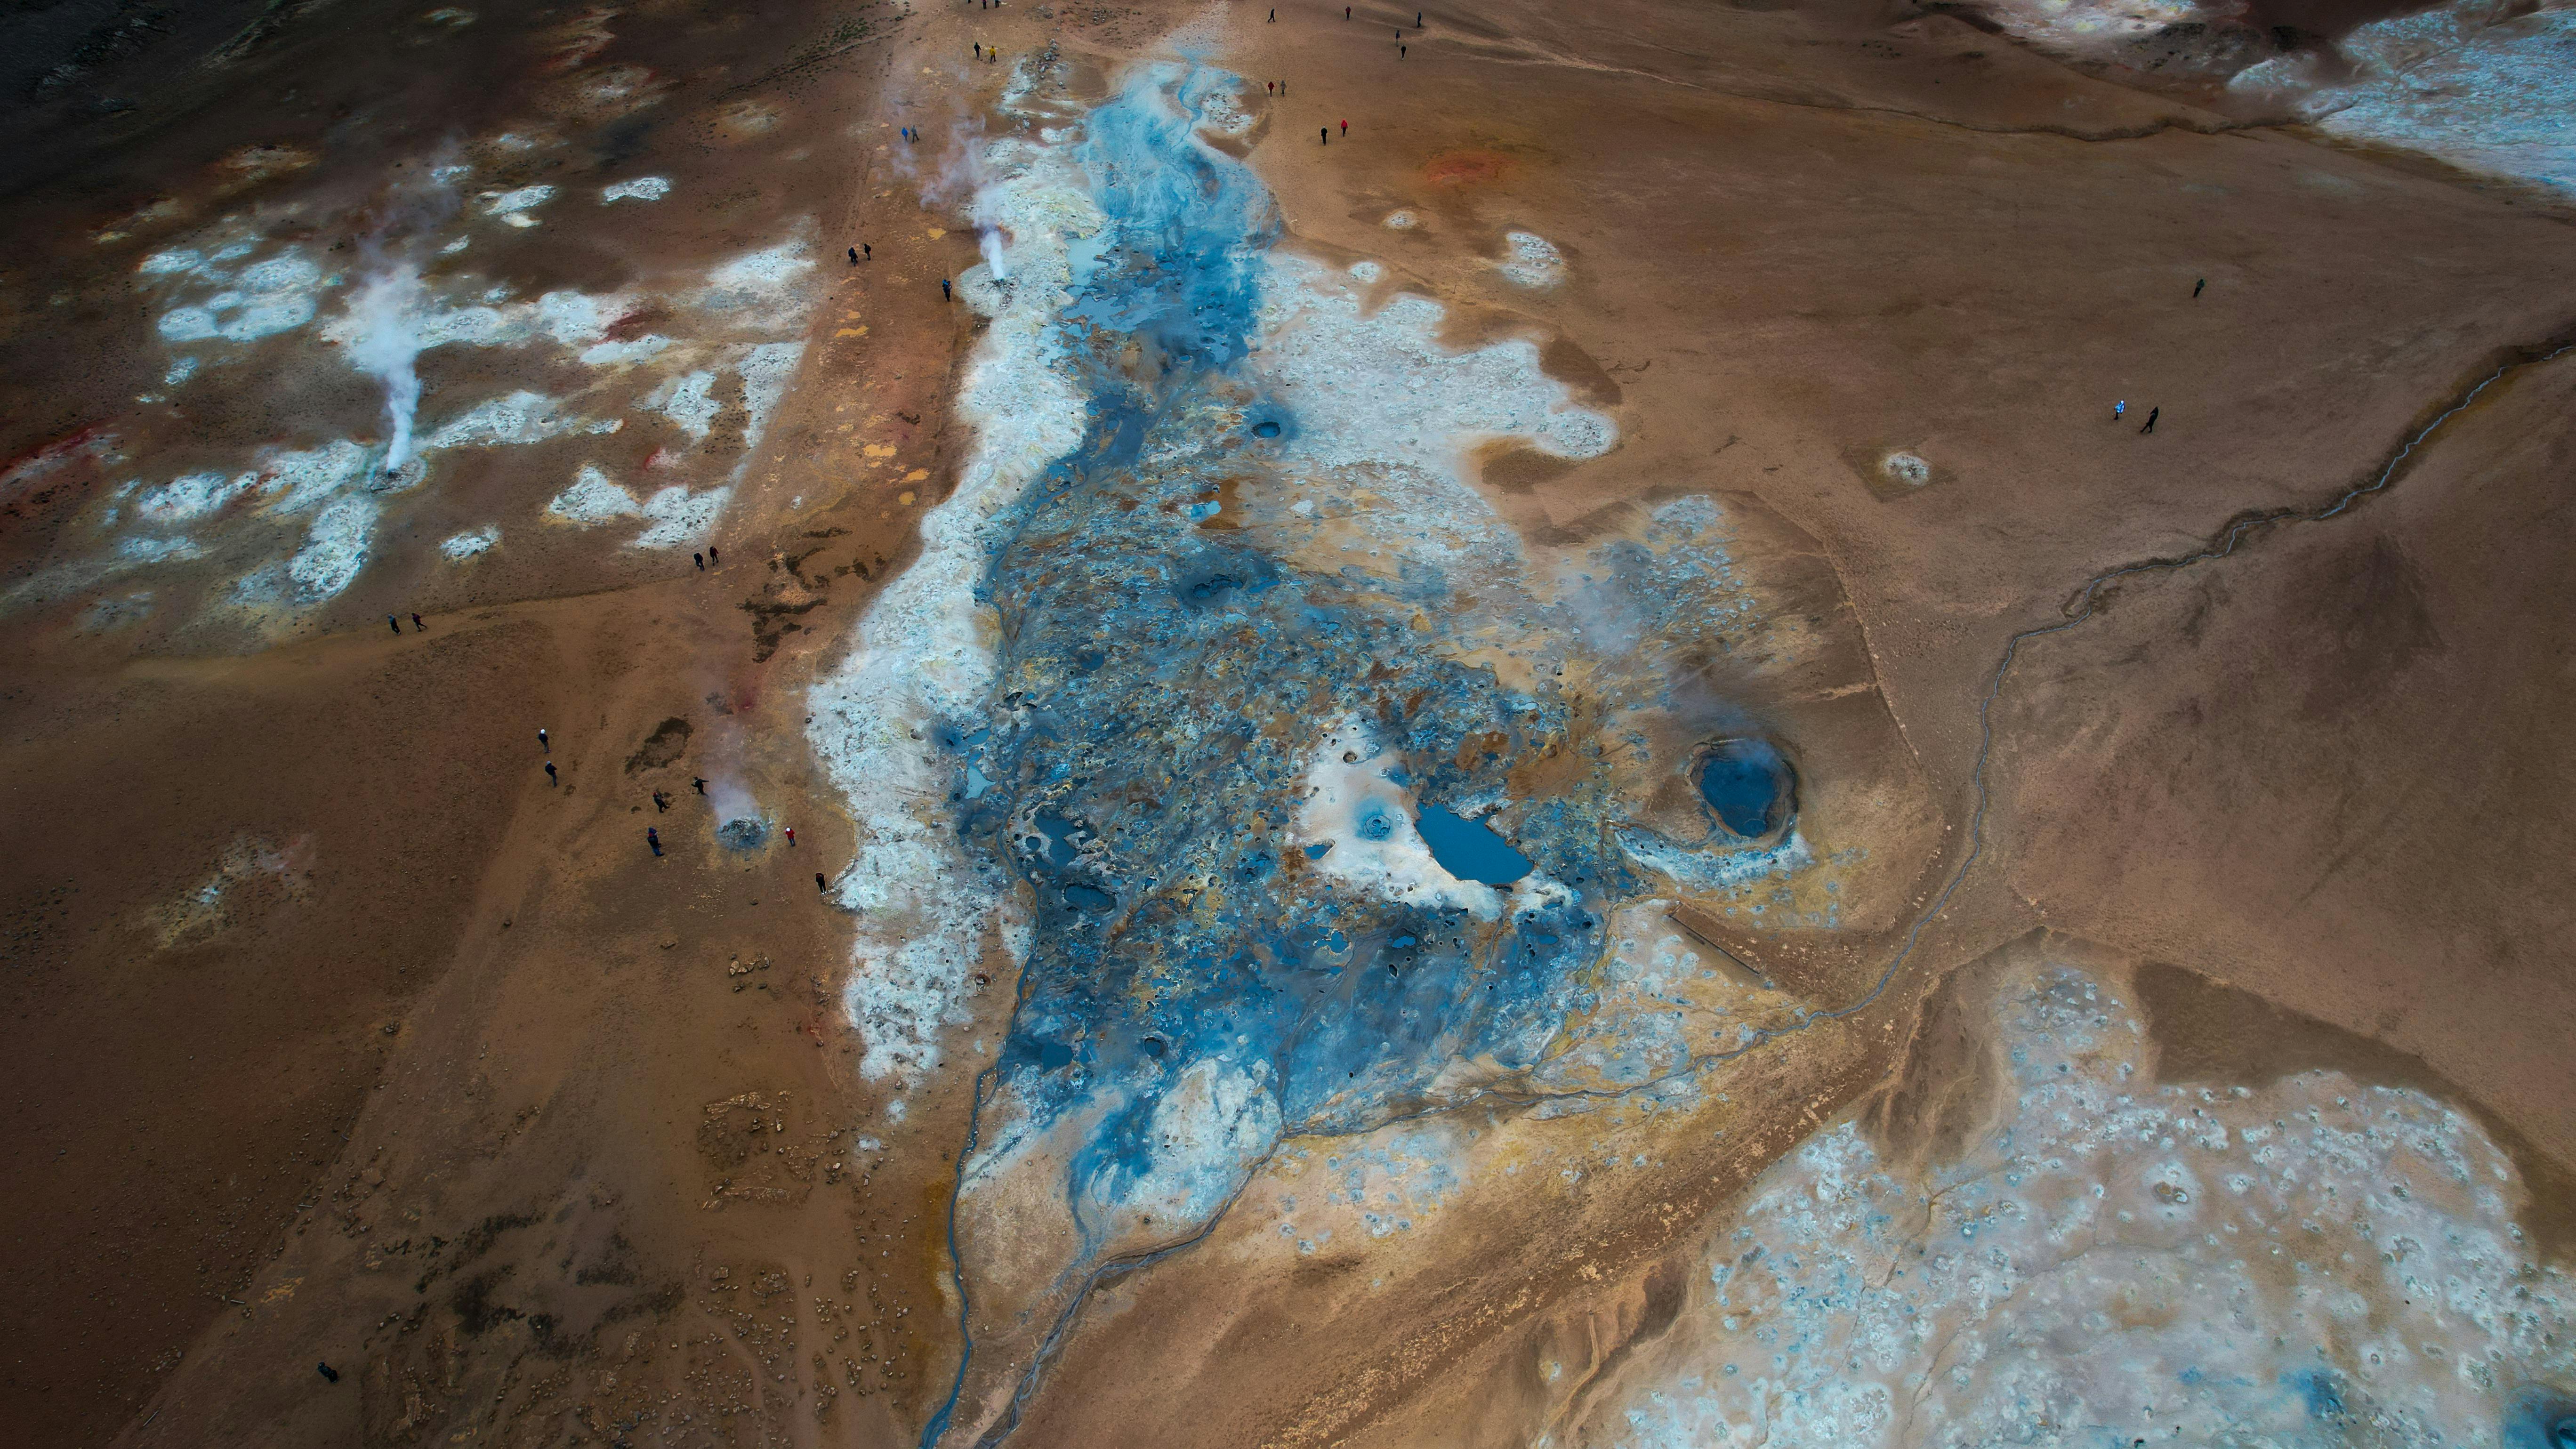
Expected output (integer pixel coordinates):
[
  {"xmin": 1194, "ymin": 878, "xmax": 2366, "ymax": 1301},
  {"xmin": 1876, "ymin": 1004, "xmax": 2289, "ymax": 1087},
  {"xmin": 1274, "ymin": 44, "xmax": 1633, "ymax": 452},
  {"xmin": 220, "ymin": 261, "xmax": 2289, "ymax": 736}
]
[
  {"xmin": 1580, "ymin": 964, "xmax": 2576, "ymax": 1448},
  {"xmin": 480, "ymin": 184, "xmax": 557, "ymax": 216},
  {"xmin": 1254, "ymin": 253, "xmax": 1612, "ymax": 482},
  {"xmin": 252, "ymin": 440, "xmax": 374, "ymax": 514},
  {"xmin": 646, "ymin": 370, "xmax": 719, "ymax": 440},
  {"xmin": 730, "ymin": 340, "xmax": 805, "ymax": 472},
  {"xmin": 1293, "ymin": 717, "xmax": 1504, "ymax": 919},
  {"xmin": 1091, "ymin": 1058, "xmax": 1282, "ymax": 1227},
  {"xmin": 600, "ymin": 176, "xmax": 672, "ymax": 203},
  {"xmin": 630, "ymin": 483, "xmax": 730, "ymax": 548},
  {"xmin": 1495, "ymin": 230, "xmax": 1564, "ymax": 289},
  {"xmin": 133, "ymin": 471, "xmax": 252, "ymax": 524},
  {"xmin": 423, "ymin": 391, "xmax": 593, "ymax": 450},
  {"xmin": 286, "ymin": 494, "xmax": 378, "ymax": 602},
  {"xmin": 698, "ymin": 233, "xmax": 819, "ymax": 328},
  {"xmin": 806, "ymin": 135, "xmax": 1100, "ymax": 1093},
  {"xmin": 440, "ymin": 525, "xmax": 499, "ymax": 560},
  {"xmin": 546, "ymin": 464, "xmax": 642, "ymax": 523}
]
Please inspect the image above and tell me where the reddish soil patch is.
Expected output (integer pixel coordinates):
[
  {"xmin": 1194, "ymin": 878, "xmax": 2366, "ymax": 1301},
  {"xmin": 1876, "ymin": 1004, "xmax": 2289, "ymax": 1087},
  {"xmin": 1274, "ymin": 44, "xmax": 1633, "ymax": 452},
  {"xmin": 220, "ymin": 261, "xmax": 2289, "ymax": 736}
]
[{"xmin": 1421, "ymin": 148, "xmax": 1516, "ymax": 188}]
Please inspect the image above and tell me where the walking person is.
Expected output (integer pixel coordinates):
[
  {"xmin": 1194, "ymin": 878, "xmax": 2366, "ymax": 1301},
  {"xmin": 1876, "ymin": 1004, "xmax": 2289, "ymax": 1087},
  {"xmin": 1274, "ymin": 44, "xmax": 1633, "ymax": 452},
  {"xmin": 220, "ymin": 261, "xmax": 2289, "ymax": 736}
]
[
  {"xmin": 849, "ymin": 246, "xmax": 859, "ymax": 264},
  {"xmin": 545, "ymin": 761, "xmax": 558, "ymax": 785},
  {"xmin": 815, "ymin": 872, "xmax": 828, "ymax": 893},
  {"xmin": 693, "ymin": 551, "xmax": 704, "ymax": 570},
  {"xmin": 388, "ymin": 614, "xmax": 402, "ymax": 636},
  {"xmin": 2193, "ymin": 277, "xmax": 2206, "ymax": 299},
  {"xmin": 1321, "ymin": 126, "xmax": 1328, "ymax": 145},
  {"xmin": 941, "ymin": 277, "xmax": 953, "ymax": 300},
  {"xmin": 1399, "ymin": 42, "xmax": 1405, "ymax": 56},
  {"xmin": 785, "ymin": 826, "xmax": 796, "ymax": 847},
  {"xmin": 647, "ymin": 826, "xmax": 661, "ymax": 857},
  {"xmin": 2140, "ymin": 406, "xmax": 2159, "ymax": 435},
  {"xmin": 708, "ymin": 545, "xmax": 719, "ymax": 565},
  {"xmin": 863, "ymin": 242, "xmax": 871, "ymax": 260},
  {"xmin": 1339, "ymin": 119, "xmax": 1348, "ymax": 136},
  {"xmin": 317, "ymin": 1363, "xmax": 339, "ymax": 1384},
  {"xmin": 692, "ymin": 775, "xmax": 707, "ymax": 794},
  {"xmin": 2113, "ymin": 399, "xmax": 2125, "ymax": 422},
  {"xmin": 411, "ymin": 612, "xmax": 425, "ymax": 631},
  {"xmin": 539, "ymin": 726, "xmax": 549, "ymax": 753},
  {"xmin": 653, "ymin": 790, "xmax": 669, "ymax": 813}
]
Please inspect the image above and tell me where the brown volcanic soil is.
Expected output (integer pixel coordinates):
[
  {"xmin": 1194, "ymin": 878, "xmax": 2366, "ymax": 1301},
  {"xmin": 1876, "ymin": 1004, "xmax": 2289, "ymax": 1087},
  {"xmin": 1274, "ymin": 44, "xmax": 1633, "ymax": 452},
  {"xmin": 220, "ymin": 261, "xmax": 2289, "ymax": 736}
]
[{"xmin": 0, "ymin": 1, "xmax": 2570, "ymax": 1448}]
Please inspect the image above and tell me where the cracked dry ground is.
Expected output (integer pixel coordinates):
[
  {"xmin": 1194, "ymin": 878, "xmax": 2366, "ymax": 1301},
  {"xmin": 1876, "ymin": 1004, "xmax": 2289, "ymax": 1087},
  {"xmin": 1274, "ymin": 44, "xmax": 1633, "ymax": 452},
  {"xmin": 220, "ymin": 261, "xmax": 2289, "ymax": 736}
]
[{"xmin": 2, "ymin": 1, "xmax": 2573, "ymax": 1448}]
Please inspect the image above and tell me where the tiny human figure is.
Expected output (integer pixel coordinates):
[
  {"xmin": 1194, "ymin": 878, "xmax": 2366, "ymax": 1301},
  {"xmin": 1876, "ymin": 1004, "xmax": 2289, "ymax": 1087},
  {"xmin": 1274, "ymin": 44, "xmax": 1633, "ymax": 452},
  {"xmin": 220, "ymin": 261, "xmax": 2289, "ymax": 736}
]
[
  {"xmin": 653, "ymin": 790, "xmax": 669, "ymax": 813},
  {"xmin": 1399, "ymin": 42, "xmax": 1405, "ymax": 55},
  {"xmin": 647, "ymin": 827, "xmax": 662, "ymax": 857},
  {"xmin": 2193, "ymin": 277, "xmax": 2206, "ymax": 298},
  {"xmin": 785, "ymin": 826, "xmax": 796, "ymax": 846},
  {"xmin": 1339, "ymin": 119, "xmax": 1348, "ymax": 136},
  {"xmin": 973, "ymin": 41, "xmax": 981, "ymax": 57},
  {"xmin": 863, "ymin": 242, "xmax": 872, "ymax": 259},
  {"xmin": 692, "ymin": 776, "xmax": 707, "ymax": 794},
  {"xmin": 2113, "ymin": 399, "xmax": 2125, "ymax": 421},
  {"xmin": 1345, "ymin": 5, "xmax": 1351, "ymax": 16},
  {"xmin": 708, "ymin": 544, "xmax": 719, "ymax": 565},
  {"xmin": 411, "ymin": 612, "xmax": 425, "ymax": 631},
  {"xmin": 849, "ymin": 246, "xmax": 859, "ymax": 264},
  {"xmin": 1267, "ymin": 80, "xmax": 1274, "ymax": 93},
  {"xmin": 941, "ymin": 277, "xmax": 953, "ymax": 300},
  {"xmin": 317, "ymin": 1363, "xmax": 340, "ymax": 1384},
  {"xmin": 814, "ymin": 872, "xmax": 828, "ymax": 893},
  {"xmin": 388, "ymin": 614, "xmax": 402, "ymax": 636},
  {"xmin": 1321, "ymin": 126, "xmax": 1328, "ymax": 145},
  {"xmin": 1268, "ymin": 7, "xmax": 1274, "ymax": 18},
  {"xmin": 1417, "ymin": 9, "xmax": 1423, "ymax": 22},
  {"xmin": 2140, "ymin": 406, "xmax": 2159, "ymax": 435},
  {"xmin": 545, "ymin": 761, "xmax": 559, "ymax": 785},
  {"xmin": 693, "ymin": 551, "xmax": 704, "ymax": 569},
  {"xmin": 539, "ymin": 727, "xmax": 549, "ymax": 752}
]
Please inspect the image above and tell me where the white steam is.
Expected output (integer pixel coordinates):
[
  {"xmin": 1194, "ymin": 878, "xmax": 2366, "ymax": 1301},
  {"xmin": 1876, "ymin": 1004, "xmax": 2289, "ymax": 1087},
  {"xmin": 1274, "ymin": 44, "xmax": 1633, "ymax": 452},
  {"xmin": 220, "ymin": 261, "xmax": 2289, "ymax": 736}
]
[
  {"xmin": 346, "ymin": 263, "xmax": 429, "ymax": 471},
  {"xmin": 707, "ymin": 774, "xmax": 759, "ymax": 823},
  {"xmin": 981, "ymin": 228, "xmax": 1010, "ymax": 281}
]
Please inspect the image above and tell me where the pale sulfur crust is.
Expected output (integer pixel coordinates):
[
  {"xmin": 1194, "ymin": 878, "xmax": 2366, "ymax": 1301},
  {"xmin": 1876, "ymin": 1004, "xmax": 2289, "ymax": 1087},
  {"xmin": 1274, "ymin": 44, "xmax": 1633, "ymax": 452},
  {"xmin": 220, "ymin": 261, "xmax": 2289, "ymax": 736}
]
[{"xmin": 1573, "ymin": 964, "xmax": 2576, "ymax": 1448}]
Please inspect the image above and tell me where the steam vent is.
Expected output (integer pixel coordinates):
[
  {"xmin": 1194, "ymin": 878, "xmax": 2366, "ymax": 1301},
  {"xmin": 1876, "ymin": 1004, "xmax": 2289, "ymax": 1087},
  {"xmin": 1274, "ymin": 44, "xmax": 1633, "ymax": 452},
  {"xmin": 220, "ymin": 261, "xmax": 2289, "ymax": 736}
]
[{"xmin": 6, "ymin": 3, "xmax": 2575, "ymax": 1447}]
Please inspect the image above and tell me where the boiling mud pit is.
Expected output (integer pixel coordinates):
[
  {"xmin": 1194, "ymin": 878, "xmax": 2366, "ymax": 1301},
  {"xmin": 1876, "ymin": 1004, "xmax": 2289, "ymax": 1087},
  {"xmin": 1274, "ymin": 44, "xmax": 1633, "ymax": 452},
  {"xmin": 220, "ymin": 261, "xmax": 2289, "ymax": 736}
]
[{"xmin": 805, "ymin": 63, "xmax": 1852, "ymax": 1431}]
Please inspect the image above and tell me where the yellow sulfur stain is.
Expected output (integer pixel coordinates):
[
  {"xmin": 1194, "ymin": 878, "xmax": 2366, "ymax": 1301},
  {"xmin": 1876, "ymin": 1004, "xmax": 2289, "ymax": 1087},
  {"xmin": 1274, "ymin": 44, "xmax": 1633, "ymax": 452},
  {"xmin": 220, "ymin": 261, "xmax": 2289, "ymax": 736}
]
[
  {"xmin": 926, "ymin": 227, "xmax": 946, "ymax": 240},
  {"xmin": 902, "ymin": 468, "xmax": 929, "ymax": 483},
  {"xmin": 835, "ymin": 327, "xmax": 869, "ymax": 338},
  {"xmin": 862, "ymin": 443, "xmax": 897, "ymax": 459},
  {"xmin": 898, "ymin": 491, "xmax": 916, "ymax": 505}
]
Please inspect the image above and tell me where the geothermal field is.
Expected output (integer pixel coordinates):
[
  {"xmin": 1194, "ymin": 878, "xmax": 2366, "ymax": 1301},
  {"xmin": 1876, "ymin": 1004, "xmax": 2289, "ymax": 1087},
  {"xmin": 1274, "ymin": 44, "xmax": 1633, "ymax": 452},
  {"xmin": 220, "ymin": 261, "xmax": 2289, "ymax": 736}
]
[{"xmin": 4, "ymin": 0, "xmax": 2575, "ymax": 1445}]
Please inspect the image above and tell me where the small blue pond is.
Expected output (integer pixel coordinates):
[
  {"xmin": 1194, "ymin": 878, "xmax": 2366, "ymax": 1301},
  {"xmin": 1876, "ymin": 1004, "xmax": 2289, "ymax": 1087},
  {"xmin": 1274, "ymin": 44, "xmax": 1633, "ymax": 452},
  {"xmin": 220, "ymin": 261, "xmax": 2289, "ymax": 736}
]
[
  {"xmin": 1697, "ymin": 738, "xmax": 1792, "ymax": 839},
  {"xmin": 1415, "ymin": 804, "xmax": 1533, "ymax": 885}
]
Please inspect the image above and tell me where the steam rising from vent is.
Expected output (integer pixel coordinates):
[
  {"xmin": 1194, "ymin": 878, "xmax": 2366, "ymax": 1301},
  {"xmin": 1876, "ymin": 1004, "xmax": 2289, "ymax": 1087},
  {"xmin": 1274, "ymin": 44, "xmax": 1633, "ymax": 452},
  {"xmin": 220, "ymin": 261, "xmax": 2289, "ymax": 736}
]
[
  {"xmin": 347, "ymin": 264, "xmax": 428, "ymax": 470},
  {"xmin": 342, "ymin": 157, "xmax": 460, "ymax": 474},
  {"xmin": 980, "ymin": 228, "xmax": 1009, "ymax": 281},
  {"xmin": 705, "ymin": 774, "xmax": 758, "ymax": 824}
]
